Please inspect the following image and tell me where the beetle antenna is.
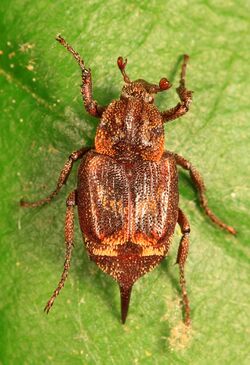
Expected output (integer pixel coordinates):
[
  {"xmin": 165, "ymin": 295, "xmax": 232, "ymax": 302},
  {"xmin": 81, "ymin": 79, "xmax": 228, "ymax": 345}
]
[
  {"xmin": 119, "ymin": 284, "xmax": 133, "ymax": 324},
  {"xmin": 117, "ymin": 57, "xmax": 131, "ymax": 83}
]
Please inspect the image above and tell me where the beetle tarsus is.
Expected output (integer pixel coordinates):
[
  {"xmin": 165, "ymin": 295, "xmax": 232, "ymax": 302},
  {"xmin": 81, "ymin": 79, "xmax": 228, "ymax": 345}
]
[
  {"xmin": 177, "ymin": 208, "xmax": 191, "ymax": 326},
  {"xmin": 180, "ymin": 54, "xmax": 189, "ymax": 83},
  {"xmin": 161, "ymin": 54, "xmax": 193, "ymax": 123},
  {"xmin": 173, "ymin": 152, "xmax": 237, "ymax": 235},
  {"xmin": 44, "ymin": 299, "xmax": 54, "ymax": 314},
  {"xmin": 226, "ymin": 226, "xmax": 237, "ymax": 235},
  {"xmin": 56, "ymin": 35, "xmax": 85, "ymax": 70},
  {"xmin": 56, "ymin": 35, "xmax": 105, "ymax": 118},
  {"xmin": 44, "ymin": 190, "xmax": 76, "ymax": 313},
  {"xmin": 20, "ymin": 147, "xmax": 89, "ymax": 208}
]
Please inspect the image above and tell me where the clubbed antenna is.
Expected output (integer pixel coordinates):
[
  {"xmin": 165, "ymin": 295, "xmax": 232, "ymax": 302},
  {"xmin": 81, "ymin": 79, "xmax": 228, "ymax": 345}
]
[{"xmin": 117, "ymin": 56, "xmax": 131, "ymax": 83}]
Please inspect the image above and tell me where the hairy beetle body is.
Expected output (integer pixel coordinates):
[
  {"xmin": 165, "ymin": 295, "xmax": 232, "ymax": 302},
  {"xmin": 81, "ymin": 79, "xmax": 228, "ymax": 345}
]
[
  {"xmin": 95, "ymin": 98, "xmax": 164, "ymax": 161},
  {"xmin": 21, "ymin": 36, "xmax": 236, "ymax": 326},
  {"xmin": 77, "ymin": 151, "xmax": 178, "ymax": 288}
]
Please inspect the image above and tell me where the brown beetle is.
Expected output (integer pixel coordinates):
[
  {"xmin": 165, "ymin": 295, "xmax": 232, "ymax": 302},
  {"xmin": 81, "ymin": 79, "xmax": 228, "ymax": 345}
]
[{"xmin": 21, "ymin": 36, "xmax": 236, "ymax": 326}]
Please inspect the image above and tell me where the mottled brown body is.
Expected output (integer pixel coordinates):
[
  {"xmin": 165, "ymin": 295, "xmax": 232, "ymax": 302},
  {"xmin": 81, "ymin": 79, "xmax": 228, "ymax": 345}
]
[
  {"xmin": 20, "ymin": 36, "xmax": 236, "ymax": 326},
  {"xmin": 77, "ymin": 151, "xmax": 178, "ymax": 287},
  {"xmin": 95, "ymin": 99, "xmax": 164, "ymax": 161}
]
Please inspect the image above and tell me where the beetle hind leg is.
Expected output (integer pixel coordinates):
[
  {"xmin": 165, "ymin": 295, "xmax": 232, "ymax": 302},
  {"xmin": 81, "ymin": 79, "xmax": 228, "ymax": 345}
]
[
  {"xmin": 177, "ymin": 208, "xmax": 191, "ymax": 326},
  {"xmin": 44, "ymin": 190, "xmax": 76, "ymax": 313}
]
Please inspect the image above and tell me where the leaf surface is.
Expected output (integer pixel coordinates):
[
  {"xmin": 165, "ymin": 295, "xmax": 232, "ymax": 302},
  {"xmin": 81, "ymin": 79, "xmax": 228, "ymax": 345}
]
[{"xmin": 0, "ymin": 1, "xmax": 249, "ymax": 364}]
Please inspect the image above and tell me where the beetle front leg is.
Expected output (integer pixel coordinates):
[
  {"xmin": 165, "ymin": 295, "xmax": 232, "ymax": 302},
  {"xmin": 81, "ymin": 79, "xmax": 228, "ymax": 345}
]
[
  {"xmin": 174, "ymin": 153, "xmax": 236, "ymax": 235},
  {"xmin": 44, "ymin": 190, "xmax": 76, "ymax": 313},
  {"xmin": 56, "ymin": 35, "xmax": 106, "ymax": 118},
  {"xmin": 20, "ymin": 147, "xmax": 90, "ymax": 208},
  {"xmin": 177, "ymin": 208, "xmax": 191, "ymax": 326},
  {"xmin": 161, "ymin": 55, "xmax": 193, "ymax": 123}
]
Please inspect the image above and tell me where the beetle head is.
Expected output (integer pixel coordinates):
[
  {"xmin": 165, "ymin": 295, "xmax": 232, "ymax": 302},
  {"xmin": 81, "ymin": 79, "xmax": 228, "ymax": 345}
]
[{"xmin": 117, "ymin": 56, "xmax": 172, "ymax": 103}]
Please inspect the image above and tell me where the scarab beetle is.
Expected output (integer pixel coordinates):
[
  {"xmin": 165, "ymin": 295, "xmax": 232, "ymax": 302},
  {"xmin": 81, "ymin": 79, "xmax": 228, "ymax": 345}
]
[{"xmin": 21, "ymin": 36, "xmax": 236, "ymax": 326}]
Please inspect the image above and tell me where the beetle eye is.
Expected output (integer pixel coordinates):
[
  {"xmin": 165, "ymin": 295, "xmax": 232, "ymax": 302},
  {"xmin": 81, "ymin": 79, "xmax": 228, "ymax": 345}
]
[{"xmin": 159, "ymin": 78, "xmax": 171, "ymax": 90}]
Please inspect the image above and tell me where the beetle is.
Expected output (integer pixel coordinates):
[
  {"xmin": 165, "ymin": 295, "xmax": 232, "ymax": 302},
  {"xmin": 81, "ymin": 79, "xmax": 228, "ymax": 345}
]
[{"xmin": 21, "ymin": 36, "xmax": 236, "ymax": 326}]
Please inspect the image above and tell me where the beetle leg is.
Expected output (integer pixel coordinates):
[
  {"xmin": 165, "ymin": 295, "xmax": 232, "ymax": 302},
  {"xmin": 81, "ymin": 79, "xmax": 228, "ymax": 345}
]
[
  {"xmin": 177, "ymin": 208, "xmax": 191, "ymax": 326},
  {"xmin": 20, "ymin": 147, "xmax": 90, "ymax": 208},
  {"xmin": 161, "ymin": 55, "xmax": 193, "ymax": 123},
  {"xmin": 44, "ymin": 190, "xmax": 76, "ymax": 313},
  {"xmin": 56, "ymin": 35, "xmax": 106, "ymax": 118},
  {"xmin": 173, "ymin": 153, "xmax": 236, "ymax": 235}
]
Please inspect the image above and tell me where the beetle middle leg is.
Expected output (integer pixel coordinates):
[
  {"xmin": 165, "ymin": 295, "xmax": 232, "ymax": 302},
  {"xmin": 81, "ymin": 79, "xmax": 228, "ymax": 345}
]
[
  {"xmin": 161, "ymin": 54, "xmax": 193, "ymax": 123},
  {"xmin": 56, "ymin": 35, "xmax": 106, "ymax": 118},
  {"xmin": 20, "ymin": 147, "xmax": 90, "ymax": 208},
  {"xmin": 176, "ymin": 208, "xmax": 191, "ymax": 326},
  {"xmin": 174, "ymin": 153, "xmax": 236, "ymax": 235},
  {"xmin": 44, "ymin": 190, "xmax": 76, "ymax": 313}
]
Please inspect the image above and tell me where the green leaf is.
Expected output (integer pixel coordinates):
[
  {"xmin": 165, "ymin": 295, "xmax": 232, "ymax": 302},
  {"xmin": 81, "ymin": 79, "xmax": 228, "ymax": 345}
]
[{"xmin": 1, "ymin": 1, "xmax": 249, "ymax": 364}]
